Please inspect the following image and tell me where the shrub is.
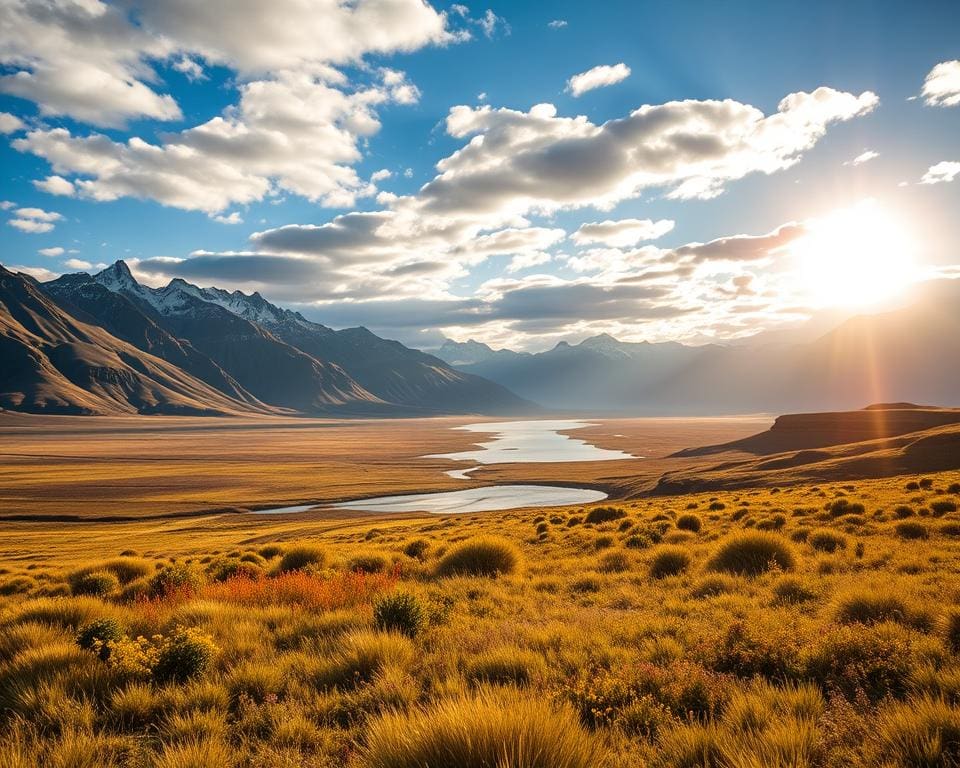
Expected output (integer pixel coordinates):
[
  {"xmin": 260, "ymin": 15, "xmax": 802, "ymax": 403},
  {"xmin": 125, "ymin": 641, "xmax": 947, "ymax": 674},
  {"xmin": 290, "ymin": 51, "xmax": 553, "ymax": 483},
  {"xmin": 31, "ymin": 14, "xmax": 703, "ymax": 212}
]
[
  {"xmin": 895, "ymin": 521, "xmax": 929, "ymax": 540},
  {"xmin": 207, "ymin": 558, "xmax": 262, "ymax": 582},
  {"xmin": 70, "ymin": 570, "xmax": 119, "ymax": 597},
  {"xmin": 348, "ymin": 553, "xmax": 389, "ymax": 574},
  {"xmin": 940, "ymin": 523, "xmax": 960, "ymax": 537},
  {"xmin": 949, "ymin": 483, "xmax": 960, "ymax": 495},
  {"xmin": 598, "ymin": 550, "xmax": 631, "ymax": 573},
  {"xmin": 690, "ymin": 575, "xmax": 738, "ymax": 599},
  {"xmin": 905, "ymin": 481, "xmax": 920, "ymax": 491},
  {"xmin": 834, "ymin": 591, "xmax": 933, "ymax": 631},
  {"xmin": 676, "ymin": 513, "xmax": 702, "ymax": 533},
  {"xmin": 277, "ymin": 545, "xmax": 326, "ymax": 573},
  {"xmin": 373, "ymin": 592, "xmax": 426, "ymax": 638},
  {"xmin": 403, "ymin": 539, "xmax": 430, "ymax": 560},
  {"xmin": 866, "ymin": 695, "xmax": 960, "ymax": 767},
  {"xmin": 593, "ymin": 535, "xmax": 615, "ymax": 550},
  {"xmin": 584, "ymin": 506, "xmax": 626, "ymax": 524},
  {"xmin": 152, "ymin": 627, "xmax": 218, "ymax": 684},
  {"xmin": 257, "ymin": 544, "xmax": 284, "ymax": 559},
  {"xmin": 707, "ymin": 532, "xmax": 797, "ymax": 576},
  {"xmin": 149, "ymin": 563, "xmax": 203, "ymax": 597},
  {"xmin": 464, "ymin": 647, "xmax": 543, "ymax": 687},
  {"xmin": 649, "ymin": 547, "xmax": 691, "ymax": 579},
  {"xmin": 76, "ymin": 617, "xmax": 125, "ymax": 660},
  {"xmin": 435, "ymin": 537, "xmax": 520, "ymax": 577},
  {"xmin": 894, "ymin": 505, "xmax": 916, "ymax": 519},
  {"xmin": 828, "ymin": 498, "xmax": 866, "ymax": 517},
  {"xmin": 808, "ymin": 529, "xmax": 848, "ymax": 553},
  {"xmin": 931, "ymin": 500, "xmax": 958, "ymax": 516},
  {"xmin": 358, "ymin": 688, "xmax": 602, "ymax": 768},
  {"xmin": 709, "ymin": 501, "xmax": 726, "ymax": 511}
]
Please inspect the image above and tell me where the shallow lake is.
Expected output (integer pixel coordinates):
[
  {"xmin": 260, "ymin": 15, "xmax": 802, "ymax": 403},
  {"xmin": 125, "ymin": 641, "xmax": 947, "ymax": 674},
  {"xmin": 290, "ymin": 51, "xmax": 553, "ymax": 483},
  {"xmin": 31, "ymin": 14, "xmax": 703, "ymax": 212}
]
[
  {"xmin": 333, "ymin": 484, "xmax": 607, "ymax": 514},
  {"xmin": 254, "ymin": 420, "xmax": 629, "ymax": 515},
  {"xmin": 426, "ymin": 419, "xmax": 636, "ymax": 464}
]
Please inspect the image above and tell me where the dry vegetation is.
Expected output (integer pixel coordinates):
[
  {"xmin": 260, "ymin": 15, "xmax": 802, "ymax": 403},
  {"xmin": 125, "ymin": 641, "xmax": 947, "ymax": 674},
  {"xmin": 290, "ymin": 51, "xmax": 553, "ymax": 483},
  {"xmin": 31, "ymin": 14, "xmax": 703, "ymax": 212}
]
[{"xmin": 2, "ymin": 468, "xmax": 960, "ymax": 767}]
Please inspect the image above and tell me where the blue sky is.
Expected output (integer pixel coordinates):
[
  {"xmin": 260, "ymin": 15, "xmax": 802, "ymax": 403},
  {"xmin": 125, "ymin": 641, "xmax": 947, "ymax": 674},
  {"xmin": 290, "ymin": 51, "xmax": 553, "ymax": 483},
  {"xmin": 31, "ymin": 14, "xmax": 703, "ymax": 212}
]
[{"xmin": 1, "ymin": 0, "xmax": 958, "ymax": 349}]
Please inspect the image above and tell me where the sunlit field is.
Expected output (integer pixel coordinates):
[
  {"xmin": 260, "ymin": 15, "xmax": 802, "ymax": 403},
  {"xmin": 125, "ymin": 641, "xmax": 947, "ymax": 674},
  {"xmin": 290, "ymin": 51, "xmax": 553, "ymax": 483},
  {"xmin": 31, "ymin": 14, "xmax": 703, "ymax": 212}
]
[{"xmin": 2, "ymin": 469, "xmax": 959, "ymax": 767}]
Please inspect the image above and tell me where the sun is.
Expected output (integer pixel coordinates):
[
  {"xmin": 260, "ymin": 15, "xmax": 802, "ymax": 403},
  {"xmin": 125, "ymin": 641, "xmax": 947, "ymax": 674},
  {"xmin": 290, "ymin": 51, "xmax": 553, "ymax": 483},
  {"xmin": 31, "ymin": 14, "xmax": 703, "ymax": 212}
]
[{"xmin": 790, "ymin": 200, "xmax": 918, "ymax": 308}]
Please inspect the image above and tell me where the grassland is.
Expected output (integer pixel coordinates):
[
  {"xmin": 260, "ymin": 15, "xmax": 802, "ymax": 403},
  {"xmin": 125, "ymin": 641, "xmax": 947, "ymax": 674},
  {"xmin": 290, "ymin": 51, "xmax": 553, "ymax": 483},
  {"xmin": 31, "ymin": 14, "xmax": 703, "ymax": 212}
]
[
  {"xmin": 0, "ymin": 413, "xmax": 767, "ymax": 518},
  {"xmin": 0, "ymin": 421, "xmax": 960, "ymax": 768},
  {"xmin": 2, "ymin": 459, "xmax": 960, "ymax": 766}
]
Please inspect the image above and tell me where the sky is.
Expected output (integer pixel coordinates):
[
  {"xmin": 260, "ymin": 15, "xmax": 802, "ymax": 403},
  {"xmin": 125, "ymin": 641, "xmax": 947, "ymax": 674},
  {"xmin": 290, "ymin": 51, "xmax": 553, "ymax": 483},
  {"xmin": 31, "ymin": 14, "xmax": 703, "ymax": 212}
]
[{"xmin": 1, "ymin": 0, "xmax": 959, "ymax": 351}]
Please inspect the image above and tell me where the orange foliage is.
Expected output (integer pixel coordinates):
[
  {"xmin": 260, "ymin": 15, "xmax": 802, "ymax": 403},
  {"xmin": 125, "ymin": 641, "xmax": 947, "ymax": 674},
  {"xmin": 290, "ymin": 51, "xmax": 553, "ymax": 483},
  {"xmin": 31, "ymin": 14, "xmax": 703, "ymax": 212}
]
[{"xmin": 199, "ymin": 570, "xmax": 397, "ymax": 611}]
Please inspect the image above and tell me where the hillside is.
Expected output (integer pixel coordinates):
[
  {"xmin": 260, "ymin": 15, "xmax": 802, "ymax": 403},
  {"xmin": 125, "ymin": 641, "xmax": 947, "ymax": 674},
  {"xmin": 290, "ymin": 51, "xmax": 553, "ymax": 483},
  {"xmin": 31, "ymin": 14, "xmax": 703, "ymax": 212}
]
[{"xmin": 0, "ymin": 266, "xmax": 271, "ymax": 416}]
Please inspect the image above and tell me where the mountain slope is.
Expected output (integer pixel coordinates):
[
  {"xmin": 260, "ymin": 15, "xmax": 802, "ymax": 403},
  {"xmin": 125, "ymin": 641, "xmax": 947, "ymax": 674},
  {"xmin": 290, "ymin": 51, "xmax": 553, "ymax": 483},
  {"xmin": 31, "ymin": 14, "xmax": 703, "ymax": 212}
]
[
  {"xmin": 87, "ymin": 262, "xmax": 384, "ymax": 414},
  {"xmin": 85, "ymin": 263, "xmax": 532, "ymax": 415},
  {"xmin": 0, "ymin": 266, "xmax": 269, "ymax": 416}
]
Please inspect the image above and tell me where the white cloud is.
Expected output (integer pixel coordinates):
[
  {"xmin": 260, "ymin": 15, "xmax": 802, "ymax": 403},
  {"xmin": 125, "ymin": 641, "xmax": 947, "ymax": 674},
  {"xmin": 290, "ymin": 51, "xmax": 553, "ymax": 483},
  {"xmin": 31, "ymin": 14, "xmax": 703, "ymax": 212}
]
[
  {"xmin": 572, "ymin": 219, "xmax": 675, "ymax": 248},
  {"xmin": 428, "ymin": 87, "xmax": 878, "ymax": 218},
  {"xmin": 921, "ymin": 161, "xmax": 960, "ymax": 185},
  {"xmin": 548, "ymin": 19, "xmax": 568, "ymax": 29},
  {"xmin": 33, "ymin": 175, "xmax": 76, "ymax": 196},
  {"xmin": 63, "ymin": 258, "xmax": 93, "ymax": 270},
  {"xmin": 0, "ymin": 111, "xmax": 24, "ymax": 133},
  {"xmin": 566, "ymin": 63, "xmax": 631, "ymax": 97},
  {"xmin": 371, "ymin": 168, "xmax": 392, "ymax": 182},
  {"xmin": 212, "ymin": 212, "xmax": 243, "ymax": 225},
  {"xmin": 0, "ymin": 201, "xmax": 15, "ymax": 210},
  {"xmin": 7, "ymin": 206, "xmax": 63, "ymax": 233},
  {"xmin": 921, "ymin": 60, "xmax": 960, "ymax": 107},
  {"xmin": 844, "ymin": 149, "xmax": 879, "ymax": 166},
  {"xmin": 172, "ymin": 55, "xmax": 205, "ymax": 81},
  {"xmin": 10, "ymin": 264, "xmax": 59, "ymax": 281},
  {"xmin": 38, "ymin": 246, "xmax": 65, "ymax": 257}
]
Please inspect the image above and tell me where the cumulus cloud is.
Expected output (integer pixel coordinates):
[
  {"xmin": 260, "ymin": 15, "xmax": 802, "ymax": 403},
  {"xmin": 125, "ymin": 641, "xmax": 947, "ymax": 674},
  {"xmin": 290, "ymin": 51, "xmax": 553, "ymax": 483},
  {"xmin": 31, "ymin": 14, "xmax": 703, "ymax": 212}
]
[
  {"xmin": 33, "ymin": 175, "xmax": 76, "ymax": 196},
  {"xmin": 212, "ymin": 212, "xmax": 243, "ymax": 225},
  {"xmin": 844, "ymin": 149, "xmax": 879, "ymax": 166},
  {"xmin": 572, "ymin": 218, "xmax": 675, "ymax": 248},
  {"xmin": 548, "ymin": 19, "xmax": 568, "ymax": 29},
  {"xmin": 0, "ymin": 111, "xmax": 24, "ymax": 133},
  {"xmin": 566, "ymin": 63, "xmax": 631, "ymax": 96},
  {"xmin": 921, "ymin": 60, "xmax": 960, "ymax": 107},
  {"xmin": 426, "ymin": 87, "xmax": 877, "ymax": 218},
  {"xmin": 63, "ymin": 258, "xmax": 92, "ymax": 270},
  {"xmin": 38, "ymin": 246, "xmax": 64, "ymax": 257},
  {"xmin": 921, "ymin": 161, "xmax": 960, "ymax": 185},
  {"xmin": 7, "ymin": 206, "xmax": 63, "ymax": 233},
  {"xmin": 14, "ymin": 69, "xmax": 423, "ymax": 212},
  {"xmin": 10, "ymin": 264, "xmax": 59, "ymax": 281}
]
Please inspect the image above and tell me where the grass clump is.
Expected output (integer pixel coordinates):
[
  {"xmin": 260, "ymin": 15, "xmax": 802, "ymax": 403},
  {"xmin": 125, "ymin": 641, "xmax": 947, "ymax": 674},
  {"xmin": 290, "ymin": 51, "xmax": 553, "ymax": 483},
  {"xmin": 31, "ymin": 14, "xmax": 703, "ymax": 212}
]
[
  {"xmin": 69, "ymin": 570, "xmax": 119, "ymax": 597},
  {"xmin": 676, "ymin": 513, "xmax": 702, "ymax": 533},
  {"xmin": 834, "ymin": 590, "xmax": 933, "ymax": 630},
  {"xmin": 808, "ymin": 528, "xmax": 848, "ymax": 553},
  {"xmin": 373, "ymin": 592, "xmax": 425, "ymax": 638},
  {"xmin": 151, "ymin": 627, "xmax": 219, "ymax": 684},
  {"xmin": 943, "ymin": 609, "xmax": 960, "ymax": 654},
  {"xmin": 598, "ymin": 550, "xmax": 631, "ymax": 573},
  {"xmin": 649, "ymin": 546, "xmax": 691, "ymax": 579},
  {"xmin": 309, "ymin": 630, "xmax": 414, "ymax": 689},
  {"xmin": 359, "ymin": 687, "xmax": 602, "ymax": 768},
  {"xmin": 149, "ymin": 563, "xmax": 203, "ymax": 597},
  {"xmin": 584, "ymin": 506, "xmax": 626, "ymax": 524},
  {"xmin": 464, "ymin": 647, "xmax": 544, "ymax": 687},
  {"xmin": 707, "ymin": 532, "xmax": 797, "ymax": 576},
  {"xmin": 435, "ymin": 537, "xmax": 520, "ymax": 577},
  {"xmin": 277, "ymin": 544, "xmax": 326, "ymax": 573},
  {"xmin": 866, "ymin": 695, "xmax": 960, "ymax": 767},
  {"xmin": 773, "ymin": 576, "xmax": 818, "ymax": 604},
  {"xmin": 76, "ymin": 617, "xmax": 125, "ymax": 660},
  {"xmin": 895, "ymin": 521, "xmax": 930, "ymax": 540}
]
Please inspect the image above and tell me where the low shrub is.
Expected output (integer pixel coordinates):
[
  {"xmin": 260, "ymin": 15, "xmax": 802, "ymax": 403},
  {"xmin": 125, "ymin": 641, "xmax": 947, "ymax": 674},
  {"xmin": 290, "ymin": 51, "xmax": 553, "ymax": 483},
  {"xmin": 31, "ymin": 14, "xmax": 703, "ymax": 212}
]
[
  {"xmin": 940, "ymin": 523, "xmax": 960, "ymax": 537},
  {"xmin": 931, "ymin": 500, "xmax": 958, "ymax": 516},
  {"xmin": 358, "ymin": 688, "xmax": 602, "ymax": 768},
  {"xmin": 348, "ymin": 553, "xmax": 389, "ymax": 574},
  {"xmin": 70, "ymin": 570, "xmax": 119, "ymax": 597},
  {"xmin": 277, "ymin": 545, "xmax": 326, "ymax": 574},
  {"xmin": 894, "ymin": 505, "xmax": 916, "ymax": 519},
  {"xmin": 584, "ymin": 506, "xmax": 626, "ymax": 524},
  {"xmin": 676, "ymin": 514, "xmax": 702, "ymax": 533},
  {"xmin": 773, "ymin": 576, "xmax": 818, "ymax": 604},
  {"xmin": 373, "ymin": 592, "xmax": 425, "ymax": 638},
  {"xmin": 257, "ymin": 544, "xmax": 284, "ymax": 559},
  {"xmin": 435, "ymin": 537, "xmax": 520, "ymax": 577},
  {"xmin": 690, "ymin": 575, "xmax": 738, "ymax": 599},
  {"xmin": 76, "ymin": 617, "xmax": 125, "ymax": 660},
  {"xmin": 895, "ymin": 521, "xmax": 929, "ymax": 540},
  {"xmin": 402, "ymin": 539, "xmax": 430, "ymax": 560},
  {"xmin": 808, "ymin": 529, "xmax": 848, "ymax": 553},
  {"xmin": 828, "ymin": 499, "xmax": 865, "ymax": 517},
  {"xmin": 649, "ymin": 547, "xmax": 691, "ymax": 579},
  {"xmin": 151, "ymin": 627, "xmax": 218, "ymax": 684},
  {"xmin": 707, "ymin": 532, "xmax": 797, "ymax": 576},
  {"xmin": 149, "ymin": 563, "xmax": 203, "ymax": 597}
]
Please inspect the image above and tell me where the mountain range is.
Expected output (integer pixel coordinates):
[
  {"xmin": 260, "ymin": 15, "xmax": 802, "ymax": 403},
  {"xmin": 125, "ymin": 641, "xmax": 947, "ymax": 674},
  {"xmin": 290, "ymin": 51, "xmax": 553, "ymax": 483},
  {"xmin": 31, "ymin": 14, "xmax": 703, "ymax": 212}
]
[
  {"xmin": 0, "ymin": 261, "xmax": 530, "ymax": 416},
  {"xmin": 434, "ymin": 280, "xmax": 960, "ymax": 415}
]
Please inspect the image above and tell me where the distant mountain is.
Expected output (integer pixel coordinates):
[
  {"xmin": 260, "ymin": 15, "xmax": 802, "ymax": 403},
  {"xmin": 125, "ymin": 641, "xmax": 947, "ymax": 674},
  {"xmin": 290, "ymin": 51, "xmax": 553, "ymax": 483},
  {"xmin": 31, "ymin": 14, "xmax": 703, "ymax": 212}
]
[
  {"xmin": 0, "ymin": 266, "xmax": 268, "ymax": 416},
  {"xmin": 37, "ymin": 261, "xmax": 531, "ymax": 416},
  {"xmin": 435, "ymin": 284, "xmax": 960, "ymax": 414}
]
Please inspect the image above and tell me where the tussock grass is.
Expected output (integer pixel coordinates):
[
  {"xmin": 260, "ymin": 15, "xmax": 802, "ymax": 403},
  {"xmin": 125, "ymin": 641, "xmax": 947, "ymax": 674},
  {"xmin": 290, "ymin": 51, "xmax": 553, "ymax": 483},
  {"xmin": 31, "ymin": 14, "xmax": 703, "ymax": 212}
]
[
  {"xmin": 435, "ymin": 536, "xmax": 520, "ymax": 577},
  {"xmin": 707, "ymin": 532, "xmax": 797, "ymax": 576},
  {"xmin": 359, "ymin": 687, "xmax": 601, "ymax": 768},
  {"xmin": 649, "ymin": 546, "xmax": 691, "ymax": 579},
  {"xmin": 276, "ymin": 545, "xmax": 325, "ymax": 574}
]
